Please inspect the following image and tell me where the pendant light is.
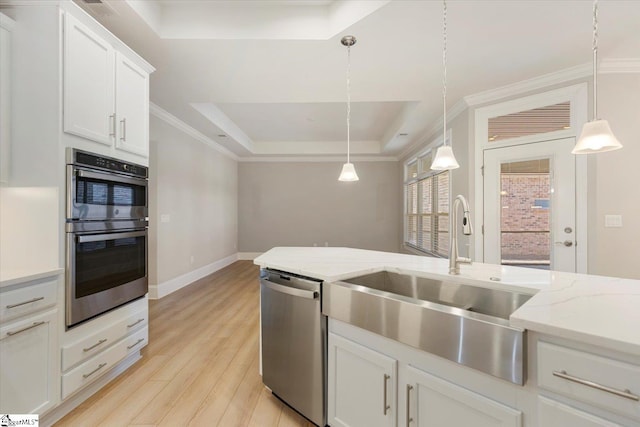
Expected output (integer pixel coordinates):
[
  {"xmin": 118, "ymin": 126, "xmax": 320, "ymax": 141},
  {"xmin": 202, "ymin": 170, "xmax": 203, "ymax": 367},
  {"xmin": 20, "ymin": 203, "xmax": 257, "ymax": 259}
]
[
  {"xmin": 572, "ymin": 0, "xmax": 622, "ymax": 154},
  {"xmin": 431, "ymin": 0, "xmax": 460, "ymax": 171},
  {"xmin": 338, "ymin": 35, "xmax": 359, "ymax": 182}
]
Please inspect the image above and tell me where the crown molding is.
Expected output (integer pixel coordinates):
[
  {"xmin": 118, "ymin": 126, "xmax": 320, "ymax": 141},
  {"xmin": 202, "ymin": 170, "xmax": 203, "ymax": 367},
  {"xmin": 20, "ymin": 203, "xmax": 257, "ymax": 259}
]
[
  {"xmin": 238, "ymin": 156, "xmax": 398, "ymax": 163},
  {"xmin": 600, "ymin": 58, "xmax": 640, "ymax": 74},
  {"xmin": 149, "ymin": 103, "xmax": 239, "ymax": 161},
  {"xmin": 398, "ymin": 98, "xmax": 468, "ymax": 161},
  {"xmin": 464, "ymin": 63, "xmax": 592, "ymax": 107}
]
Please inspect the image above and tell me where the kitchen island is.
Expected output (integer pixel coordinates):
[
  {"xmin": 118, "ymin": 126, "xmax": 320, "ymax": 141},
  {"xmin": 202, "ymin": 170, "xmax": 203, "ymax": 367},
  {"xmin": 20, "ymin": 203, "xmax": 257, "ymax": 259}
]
[{"xmin": 255, "ymin": 247, "xmax": 640, "ymax": 427}]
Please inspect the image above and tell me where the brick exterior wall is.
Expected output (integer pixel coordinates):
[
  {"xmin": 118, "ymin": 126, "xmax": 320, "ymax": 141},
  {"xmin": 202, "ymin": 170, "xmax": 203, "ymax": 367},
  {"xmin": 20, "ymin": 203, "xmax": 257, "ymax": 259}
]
[{"xmin": 500, "ymin": 174, "xmax": 550, "ymax": 261}]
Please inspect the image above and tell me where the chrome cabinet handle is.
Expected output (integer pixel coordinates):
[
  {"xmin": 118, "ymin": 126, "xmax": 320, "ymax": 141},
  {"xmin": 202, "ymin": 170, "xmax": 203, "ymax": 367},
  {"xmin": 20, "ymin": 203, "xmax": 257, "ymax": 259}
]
[
  {"xmin": 383, "ymin": 374, "xmax": 391, "ymax": 415},
  {"xmin": 127, "ymin": 338, "xmax": 145, "ymax": 350},
  {"xmin": 6, "ymin": 321, "xmax": 45, "ymax": 336},
  {"xmin": 127, "ymin": 318, "xmax": 145, "ymax": 328},
  {"xmin": 553, "ymin": 370, "xmax": 639, "ymax": 401},
  {"xmin": 83, "ymin": 338, "xmax": 107, "ymax": 352},
  {"xmin": 406, "ymin": 384, "xmax": 414, "ymax": 426},
  {"xmin": 120, "ymin": 118, "xmax": 126, "ymax": 141},
  {"xmin": 6, "ymin": 296, "xmax": 44, "ymax": 309},
  {"xmin": 109, "ymin": 114, "xmax": 116, "ymax": 137},
  {"xmin": 83, "ymin": 363, "xmax": 107, "ymax": 379}
]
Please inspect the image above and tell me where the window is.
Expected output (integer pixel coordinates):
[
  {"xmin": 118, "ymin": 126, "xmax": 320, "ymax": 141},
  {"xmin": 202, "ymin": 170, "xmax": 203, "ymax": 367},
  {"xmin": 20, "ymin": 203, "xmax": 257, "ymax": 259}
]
[{"xmin": 405, "ymin": 150, "xmax": 450, "ymax": 257}]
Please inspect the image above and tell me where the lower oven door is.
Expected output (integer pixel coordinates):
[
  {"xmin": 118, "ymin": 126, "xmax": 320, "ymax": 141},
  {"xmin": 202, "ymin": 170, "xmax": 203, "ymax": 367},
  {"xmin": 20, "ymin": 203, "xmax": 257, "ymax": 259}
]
[{"xmin": 66, "ymin": 229, "xmax": 148, "ymax": 328}]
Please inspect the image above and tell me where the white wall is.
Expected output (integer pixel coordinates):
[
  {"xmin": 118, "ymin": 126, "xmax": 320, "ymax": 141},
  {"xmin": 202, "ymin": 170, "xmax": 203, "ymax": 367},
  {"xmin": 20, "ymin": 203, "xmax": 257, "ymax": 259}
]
[
  {"xmin": 148, "ymin": 115, "xmax": 238, "ymax": 297},
  {"xmin": 591, "ymin": 73, "xmax": 640, "ymax": 279},
  {"xmin": 238, "ymin": 161, "xmax": 402, "ymax": 253}
]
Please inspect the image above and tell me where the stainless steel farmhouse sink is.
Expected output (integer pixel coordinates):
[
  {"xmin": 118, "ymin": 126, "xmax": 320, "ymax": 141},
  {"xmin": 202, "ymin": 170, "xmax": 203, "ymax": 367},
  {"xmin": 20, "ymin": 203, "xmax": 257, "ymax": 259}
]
[{"xmin": 322, "ymin": 271, "xmax": 535, "ymax": 385}]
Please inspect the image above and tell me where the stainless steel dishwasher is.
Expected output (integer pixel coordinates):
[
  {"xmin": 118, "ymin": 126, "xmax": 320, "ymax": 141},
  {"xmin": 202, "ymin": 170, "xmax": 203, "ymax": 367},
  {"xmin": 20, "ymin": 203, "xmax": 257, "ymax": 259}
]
[{"xmin": 260, "ymin": 268, "xmax": 326, "ymax": 427}]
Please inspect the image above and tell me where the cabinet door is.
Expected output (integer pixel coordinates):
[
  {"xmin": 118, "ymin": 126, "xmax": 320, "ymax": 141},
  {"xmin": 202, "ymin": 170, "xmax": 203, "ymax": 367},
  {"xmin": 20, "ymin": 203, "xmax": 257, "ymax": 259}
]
[
  {"xmin": 115, "ymin": 52, "xmax": 149, "ymax": 157},
  {"xmin": 0, "ymin": 310, "xmax": 58, "ymax": 414},
  {"xmin": 538, "ymin": 396, "xmax": 621, "ymax": 427},
  {"xmin": 63, "ymin": 13, "xmax": 115, "ymax": 145},
  {"xmin": 404, "ymin": 366, "xmax": 521, "ymax": 427},
  {"xmin": 329, "ymin": 333, "xmax": 397, "ymax": 427}
]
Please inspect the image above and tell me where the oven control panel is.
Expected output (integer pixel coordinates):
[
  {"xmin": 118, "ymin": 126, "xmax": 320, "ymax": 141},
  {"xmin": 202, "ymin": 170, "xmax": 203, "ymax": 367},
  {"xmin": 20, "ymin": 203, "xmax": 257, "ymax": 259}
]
[{"xmin": 69, "ymin": 149, "xmax": 148, "ymax": 178}]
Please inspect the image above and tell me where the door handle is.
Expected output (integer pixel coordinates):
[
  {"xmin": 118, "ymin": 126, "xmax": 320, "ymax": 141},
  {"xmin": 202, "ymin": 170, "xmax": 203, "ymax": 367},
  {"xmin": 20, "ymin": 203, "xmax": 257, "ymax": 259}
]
[
  {"xmin": 383, "ymin": 374, "xmax": 390, "ymax": 415},
  {"xmin": 406, "ymin": 384, "xmax": 414, "ymax": 426},
  {"xmin": 120, "ymin": 118, "xmax": 126, "ymax": 141},
  {"xmin": 261, "ymin": 279, "xmax": 318, "ymax": 300},
  {"xmin": 555, "ymin": 240, "xmax": 573, "ymax": 247}
]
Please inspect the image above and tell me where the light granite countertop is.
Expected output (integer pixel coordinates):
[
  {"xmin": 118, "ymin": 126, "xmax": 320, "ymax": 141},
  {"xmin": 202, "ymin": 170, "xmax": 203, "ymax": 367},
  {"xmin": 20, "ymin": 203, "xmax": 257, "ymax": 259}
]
[{"xmin": 255, "ymin": 247, "xmax": 640, "ymax": 356}]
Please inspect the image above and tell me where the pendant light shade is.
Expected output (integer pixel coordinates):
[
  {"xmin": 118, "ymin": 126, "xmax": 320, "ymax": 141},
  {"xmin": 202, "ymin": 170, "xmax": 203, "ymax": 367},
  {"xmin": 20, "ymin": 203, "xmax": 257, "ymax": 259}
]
[
  {"xmin": 431, "ymin": 0, "xmax": 460, "ymax": 171},
  {"xmin": 338, "ymin": 162, "xmax": 359, "ymax": 181},
  {"xmin": 572, "ymin": 0, "xmax": 622, "ymax": 155},
  {"xmin": 338, "ymin": 35, "xmax": 359, "ymax": 182},
  {"xmin": 431, "ymin": 145, "xmax": 460, "ymax": 170},
  {"xmin": 572, "ymin": 119, "xmax": 622, "ymax": 154}
]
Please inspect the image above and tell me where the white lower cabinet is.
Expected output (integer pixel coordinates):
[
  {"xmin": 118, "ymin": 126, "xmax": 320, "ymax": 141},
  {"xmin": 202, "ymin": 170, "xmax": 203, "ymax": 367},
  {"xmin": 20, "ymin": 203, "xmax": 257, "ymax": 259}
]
[
  {"xmin": 538, "ymin": 397, "xmax": 621, "ymax": 427},
  {"xmin": 0, "ymin": 309, "xmax": 58, "ymax": 414},
  {"xmin": 403, "ymin": 365, "xmax": 522, "ymax": 427},
  {"xmin": 328, "ymin": 333, "xmax": 397, "ymax": 427},
  {"xmin": 62, "ymin": 326, "xmax": 148, "ymax": 399}
]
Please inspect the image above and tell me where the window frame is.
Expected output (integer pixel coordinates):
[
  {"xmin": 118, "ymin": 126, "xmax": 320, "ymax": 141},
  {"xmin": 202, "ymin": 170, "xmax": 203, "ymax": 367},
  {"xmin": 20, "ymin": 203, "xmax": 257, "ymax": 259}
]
[{"xmin": 404, "ymin": 131, "xmax": 452, "ymax": 258}]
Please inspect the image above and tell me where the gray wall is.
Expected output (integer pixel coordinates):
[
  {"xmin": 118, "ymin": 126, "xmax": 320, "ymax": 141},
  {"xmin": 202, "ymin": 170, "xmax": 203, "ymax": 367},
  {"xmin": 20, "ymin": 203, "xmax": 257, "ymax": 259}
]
[
  {"xmin": 238, "ymin": 161, "xmax": 402, "ymax": 253},
  {"xmin": 590, "ymin": 73, "xmax": 640, "ymax": 279},
  {"xmin": 148, "ymin": 115, "xmax": 238, "ymax": 286}
]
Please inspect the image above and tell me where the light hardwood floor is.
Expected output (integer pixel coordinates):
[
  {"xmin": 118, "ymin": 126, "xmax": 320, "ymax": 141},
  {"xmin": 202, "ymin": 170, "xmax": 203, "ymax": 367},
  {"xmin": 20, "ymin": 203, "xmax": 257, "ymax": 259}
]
[{"xmin": 55, "ymin": 261, "xmax": 314, "ymax": 427}]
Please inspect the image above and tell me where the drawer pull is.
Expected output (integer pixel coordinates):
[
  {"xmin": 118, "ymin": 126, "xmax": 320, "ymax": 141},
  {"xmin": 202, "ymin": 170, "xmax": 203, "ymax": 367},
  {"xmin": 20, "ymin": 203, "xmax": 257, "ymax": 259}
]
[
  {"xmin": 6, "ymin": 296, "xmax": 45, "ymax": 309},
  {"xmin": 127, "ymin": 318, "xmax": 145, "ymax": 328},
  {"xmin": 83, "ymin": 363, "xmax": 107, "ymax": 379},
  {"xmin": 127, "ymin": 338, "xmax": 145, "ymax": 350},
  {"xmin": 6, "ymin": 321, "xmax": 45, "ymax": 336},
  {"xmin": 553, "ymin": 370, "xmax": 640, "ymax": 401},
  {"xmin": 83, "ymin": 339, "xmax": 107, "ymax": 352}
]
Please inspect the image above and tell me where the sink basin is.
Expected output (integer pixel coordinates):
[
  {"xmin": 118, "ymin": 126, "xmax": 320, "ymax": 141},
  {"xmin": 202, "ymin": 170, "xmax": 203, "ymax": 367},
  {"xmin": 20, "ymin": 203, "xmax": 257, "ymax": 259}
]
[
  {"xmin": 322, "ymin": 271, "xmax": 534, "ymax": 385},
  {"xmin": 345, "ymin": 271, "xmax": 533, "ymax": 321}
]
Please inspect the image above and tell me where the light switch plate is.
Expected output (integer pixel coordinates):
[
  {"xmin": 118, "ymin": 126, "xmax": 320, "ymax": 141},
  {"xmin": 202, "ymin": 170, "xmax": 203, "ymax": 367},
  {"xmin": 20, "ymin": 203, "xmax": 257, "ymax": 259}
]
[{"xmin": 604, "ymin": 214, "xmax": 622, "ymax": 228}]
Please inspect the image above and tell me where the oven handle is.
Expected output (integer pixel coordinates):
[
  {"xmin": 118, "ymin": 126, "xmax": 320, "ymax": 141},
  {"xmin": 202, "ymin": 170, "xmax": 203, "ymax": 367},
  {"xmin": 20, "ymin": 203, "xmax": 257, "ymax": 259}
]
[
  {"xmin": 78, "ymin": 230, "xmax": 147, "ymax": 243},
  {"xmin": 77, "ymin": 169, "xmax": 147, "ymax": 187}
]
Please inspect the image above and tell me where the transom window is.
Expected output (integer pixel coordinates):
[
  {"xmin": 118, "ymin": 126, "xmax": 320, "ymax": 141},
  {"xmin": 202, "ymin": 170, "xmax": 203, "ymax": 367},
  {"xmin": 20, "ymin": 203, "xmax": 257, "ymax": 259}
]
[{"xmin": 405, "ymin": 149, "xmax": 450, "ymax": 257}]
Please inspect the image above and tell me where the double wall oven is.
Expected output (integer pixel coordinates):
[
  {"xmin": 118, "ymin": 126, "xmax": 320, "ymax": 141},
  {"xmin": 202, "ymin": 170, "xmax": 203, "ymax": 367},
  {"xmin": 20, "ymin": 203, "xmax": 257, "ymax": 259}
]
[{"xmin": 66, "ymin": 149, "xmax": 148, "ymax": 328}]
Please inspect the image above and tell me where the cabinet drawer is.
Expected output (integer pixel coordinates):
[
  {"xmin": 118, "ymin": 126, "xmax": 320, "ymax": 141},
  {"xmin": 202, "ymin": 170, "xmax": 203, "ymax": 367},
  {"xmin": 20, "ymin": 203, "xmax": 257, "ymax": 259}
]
[
  {"xmin": 0, "ymin": 279, "xmax": 57, "ymax": 323},
  {"xmin": 62, "ymin": 326, "xmax": 147, "ymax": 399},
  {"xmin": 538, "ymin": 341, "xmax": 640, "ymax": 421},
  {"xmin": 62, "ymin": 308, "xmax": 147, "ymax": 371},
  {"xmin": 538, "ymin": 396, "xmax": 621, "ymax": 427}
]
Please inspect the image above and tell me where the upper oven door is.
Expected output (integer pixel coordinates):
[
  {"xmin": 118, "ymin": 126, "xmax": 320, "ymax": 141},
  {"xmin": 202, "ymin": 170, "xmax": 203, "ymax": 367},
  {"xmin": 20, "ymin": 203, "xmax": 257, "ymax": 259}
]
[{"xmin": 67, "ymin": 165, "xmax": 148, "ymax": 221}]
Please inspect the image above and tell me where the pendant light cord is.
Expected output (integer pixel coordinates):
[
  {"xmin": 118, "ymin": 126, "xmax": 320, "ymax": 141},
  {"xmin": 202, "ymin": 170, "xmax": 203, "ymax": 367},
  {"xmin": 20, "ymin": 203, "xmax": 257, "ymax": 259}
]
[
  {"xmin": 592, "ymin": 0, "xmax": 598, "ymax": 120},
  {"xmin": 442, "ymin": 0, "xmax": 448, "ymax": 146},
  {"xmin": 346, "ymin": 43, "xmax": 352, "ymax": 164}
]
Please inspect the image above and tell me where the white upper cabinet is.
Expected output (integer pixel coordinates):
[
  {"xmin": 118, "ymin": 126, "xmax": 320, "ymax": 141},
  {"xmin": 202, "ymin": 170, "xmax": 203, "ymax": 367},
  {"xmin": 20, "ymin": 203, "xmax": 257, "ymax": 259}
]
[
  {"xmin": 63, "ymin": 13, "xmax": 150, "ymax": 158},
  {"xmin": 115, "ymin": 53, "xmax": 149, "ymax": 157},
  {"xmin": 63, "ymin": 13, "xmax": 115, "ymax": 146}
]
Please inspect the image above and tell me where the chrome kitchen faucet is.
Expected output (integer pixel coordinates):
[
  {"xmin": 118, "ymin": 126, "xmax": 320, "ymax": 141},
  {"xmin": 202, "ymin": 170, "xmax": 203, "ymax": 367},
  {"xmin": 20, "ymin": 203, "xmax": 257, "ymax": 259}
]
[{"xmin": 450, "ymin": 195, "xmax": 473, "ymax": 274}]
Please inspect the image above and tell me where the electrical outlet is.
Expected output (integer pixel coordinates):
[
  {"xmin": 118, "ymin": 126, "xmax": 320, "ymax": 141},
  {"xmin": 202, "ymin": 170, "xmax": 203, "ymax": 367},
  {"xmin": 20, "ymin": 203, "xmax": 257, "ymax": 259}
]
[
  {"xmin": 190, "ymin": 255, "xmax": 194, "ymax": 264},
  {"xmin": 160, "ymin": 214, "xmax": 170, "ymax": 223}
]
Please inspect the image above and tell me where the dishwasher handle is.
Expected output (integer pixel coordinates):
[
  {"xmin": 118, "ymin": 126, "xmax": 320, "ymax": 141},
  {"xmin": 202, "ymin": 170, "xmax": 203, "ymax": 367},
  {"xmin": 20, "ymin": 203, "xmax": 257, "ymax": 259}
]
[{"xmin": 261, "ymin": 279, "xmax": 319, "ymax": 300}]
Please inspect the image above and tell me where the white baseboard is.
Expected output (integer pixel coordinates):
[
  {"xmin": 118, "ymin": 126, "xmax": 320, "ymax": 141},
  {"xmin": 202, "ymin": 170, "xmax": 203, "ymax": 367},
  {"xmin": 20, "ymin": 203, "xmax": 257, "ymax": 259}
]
[
  {"xmin": 237, "ymin": 252, "xmax": 262, "ymax": 260},
  {"xmin": 149, "ymin": 253, "xmax": 238, "ymax": 299}
]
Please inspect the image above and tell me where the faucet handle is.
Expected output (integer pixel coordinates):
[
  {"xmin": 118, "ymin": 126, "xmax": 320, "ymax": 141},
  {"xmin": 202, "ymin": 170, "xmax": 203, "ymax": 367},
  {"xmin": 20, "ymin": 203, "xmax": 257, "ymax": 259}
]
[{"xmin": 457, "ymin": 257, "xmax": 472, "ymax": 264}]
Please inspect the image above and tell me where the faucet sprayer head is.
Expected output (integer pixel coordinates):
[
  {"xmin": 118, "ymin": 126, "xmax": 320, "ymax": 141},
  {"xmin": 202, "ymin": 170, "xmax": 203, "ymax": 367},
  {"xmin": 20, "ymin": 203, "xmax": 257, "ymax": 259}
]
[{"xmin": 462, "ymin": 210, "xmax": 473, "ymax": 235}]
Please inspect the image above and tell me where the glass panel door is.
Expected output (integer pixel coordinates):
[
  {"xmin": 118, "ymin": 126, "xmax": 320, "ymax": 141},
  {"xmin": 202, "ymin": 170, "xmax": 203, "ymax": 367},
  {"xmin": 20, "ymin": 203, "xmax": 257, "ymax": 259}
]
[{"xmin": 484, "ymin": 138, "xmax": 576, "ymax": 272}]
